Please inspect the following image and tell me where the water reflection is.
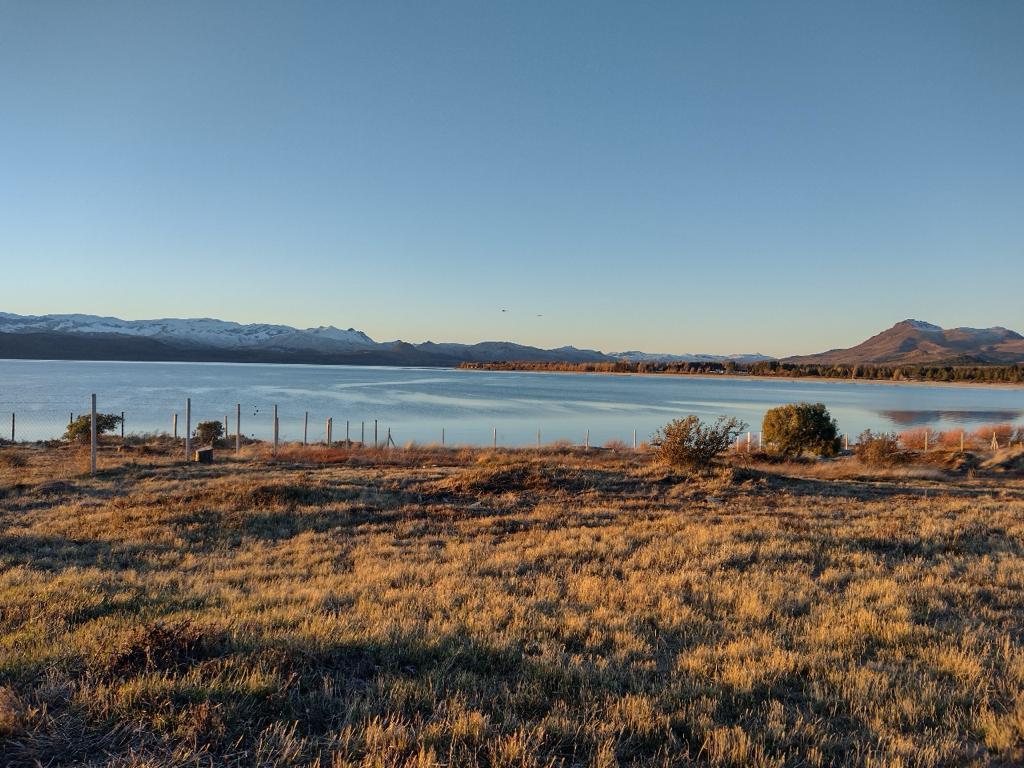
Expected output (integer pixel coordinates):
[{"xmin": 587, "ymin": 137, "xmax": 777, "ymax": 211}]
[{"xmin": 878, "ymin": 409, "xmax": 1023, "ymax": 427}]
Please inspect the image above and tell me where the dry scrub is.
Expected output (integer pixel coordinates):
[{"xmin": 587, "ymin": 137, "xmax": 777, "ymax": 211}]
[{"xmin": 1, "ymin": 445, "xmax": 1023, "ymax": 766}]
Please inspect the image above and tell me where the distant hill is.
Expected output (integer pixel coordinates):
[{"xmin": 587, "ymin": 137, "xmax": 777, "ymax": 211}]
[
  {"xmin": 0, "ymin": 312, "xmax": 613, "ymax": 366},
  {"xmin": 785, "ymin": 320, "xmax": 1024, "ymax": 365},
  {"xmin": 0, "ymin": 311, "xmax": 777, "ymax": 367}
]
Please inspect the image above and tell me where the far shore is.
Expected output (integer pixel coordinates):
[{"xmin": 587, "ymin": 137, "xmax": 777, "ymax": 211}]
[{"xmin": 458, "ymin": 365, "xmax": 1024, "ymax": 390}]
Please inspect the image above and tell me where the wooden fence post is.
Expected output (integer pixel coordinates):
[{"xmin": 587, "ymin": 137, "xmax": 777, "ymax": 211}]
[
  {"xmin": 121, "ymin": 411, "xmax": 125, "ymax": 440},
  {"xmin": 492, "ymin": 427, "xmax": 497, "ymax": 449},
  {"xmin": 90, "ymin": 393, "xmax": 97, "ymax": 475},
  {"xmin": 361, "ymin": 421, "xmax": 365, "ymax": 447},
  {"xmin": 10, "ymin": 412, "xmax": 13, "ymax": 443},
  {"xmin": 236, "ymin": 403, "xmax": 241, "ymax": 453},
  {"xmin": 374, "ymin": 419, "xmax": 378, "ymax": 449},
  {"xmin": 184, "ymin": 398, "xmax": 191, "ymax": 462},
  {"xmin": 173, "ymin": 412, "xmax": 178, "ymax": 440},
  {"xmin": 633, "ymin": 429, "xmax": 637, "ymax": 450},
  {"xmin": 273, "ymin": 404, "xmax": 279, "ymax": 454},
  {"xmin": 303, "ymin": 411, "xmax": 308, "ymax": 446}
]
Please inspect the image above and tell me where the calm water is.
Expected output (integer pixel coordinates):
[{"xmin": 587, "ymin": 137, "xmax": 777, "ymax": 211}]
[{"xmin": 1, "ymin": 359, "xmax": 1022, "ymax": 445}]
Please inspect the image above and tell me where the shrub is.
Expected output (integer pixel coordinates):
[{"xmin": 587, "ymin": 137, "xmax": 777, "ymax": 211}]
[
  {"xmin": 899, "ymin": 428, "xmax": 938, "ymax": 451},
  {"xmin": 0, "ymin": 450, "xmax": 27, "ymax": 469},
  {"xmin": 651, "ymin": 415, "xmax": 746, "ymax": 471},
  {"xmin": 64, "ymin": 413, "xmax": 122, "ymax": 443},
  {"xmin": 974, "ymin": 423, "xmax": 1014, "ymax": 448},
  {"xmin": 855, "ymin": 430, "xmax": 907, "ymax": 467},
  {"xmin": 194, "ymin": 420, "xmax": 224, "ymax": 446},
  {"xmin": 762, "ymin": 402, "xmax": 839, "ymax": 457}
]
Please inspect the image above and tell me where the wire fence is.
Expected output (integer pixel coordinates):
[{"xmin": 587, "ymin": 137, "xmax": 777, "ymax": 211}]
[{"xmin": 2, "ymin": 395, "xmax": 1023, "ymax": 485}]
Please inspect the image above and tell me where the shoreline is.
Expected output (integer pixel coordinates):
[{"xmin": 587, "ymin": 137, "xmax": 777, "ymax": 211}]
[{"xmin": 457, "ymin": 366, "xmax": 1024, "ymax": 390}]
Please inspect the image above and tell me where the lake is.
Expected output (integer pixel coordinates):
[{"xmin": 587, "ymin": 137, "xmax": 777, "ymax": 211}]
[{"xmin": 1, "ymin": 359, "xmax": 1021, "ymax": 445}]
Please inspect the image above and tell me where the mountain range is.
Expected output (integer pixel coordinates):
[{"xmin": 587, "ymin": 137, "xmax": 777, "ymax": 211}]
[
  {"xmin": 0, "ymin": 313, "xmax": 1021, "ymax": 367},
  {"xmin": 0, "ymin": 312, "xmax": 766, "ymax": 366}
]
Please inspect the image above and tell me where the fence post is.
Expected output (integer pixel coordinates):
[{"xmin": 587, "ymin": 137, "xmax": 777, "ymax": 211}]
[
  {"xmin": 747, "ymin": 431, "xmax": 752, "ymax": 451},
  {"xmin": 960, "ymin": 431, "xmax": 964, "ymax": 453},
  {"xmin": 90, "ymin": 394, "xmax": 97, "ymax": 475},
  {"xmin": 442, "ymin": 427, "xmax": 445, "ymax": 447},
  {"xmin": 173, "ymin": 412, "xmax": 178, "ymax": 440},
  {"xmin": 327, "ymin": 417, "xmax": 332, "ymax": 446},
  {"xmin": 346, "ymin": 420, "xmax": 350, "ymax": 445},
  {"xmin": 10, "ymin": 412, "xmax": 13, "ymax": 443},
  {"xmin": 924, "ymin": 431, "xmax": 928, "ymax": 451},
  {"xmin": 361, "ymin": 421, "xmax": 365, "ymax": 447},
  {"xmin": 843, "ymin": 433, "xmax": 849, "ymax": 451},
  {"xmin": 374, "ymin": 419, "xmax": 378, "ymax": 449},
  {"xmin": 224, "ymin": 415, "xmax": 228, "ymax": 440},
  {"xmin": 492, "ymin": 427, "xmax": 497, "ymax": 449},
  {"xmin": 69, "ymin": 411, "xmax": 73, "ymax": 427},
  {"xmin": 758, "ymin": 431, "xmax": 763, "ymax": 450},
  {"xmin": 303, "ymin": 411, "xmax": 308, "ymax": 446},
  {"xmin": 184, "ymin": 398, "xmax": 191, "ymax": 462},
  {"xmin": 633, "ymin": 429, "xmax": 637, "ymax": 450},
  {"xmin": 537, "ymin": 429, "xmax": 541, "ymax": 449},
  {"xmin": 585, "ymin": 429, "xmax": 589, "ymax": 450},
  {"xmin": 273, "ymin": 404, "xmax": 279, "ymax": 454},
  {"xmin": 121, "ymin": 411, "xmax": 125, "ymax": 440},
  {"xmin": 236, "ymin": 403, "xmax": 241, "ymax": 454}
]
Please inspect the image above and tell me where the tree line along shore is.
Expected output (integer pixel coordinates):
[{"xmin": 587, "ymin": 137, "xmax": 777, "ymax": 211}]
[{"xmin": 459, "ymin": 359, "xmax": 1024, "ymax": 384}]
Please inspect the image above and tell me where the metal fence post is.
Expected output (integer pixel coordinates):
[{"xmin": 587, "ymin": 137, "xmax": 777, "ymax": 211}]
[
  {"xmin": 185, "ymin": 398, "xmax": 191, "ymax": 462},
  {"xmin": 90, "ymin": 394, "xmax": 97, "ymax": 475},
  {"xmin": 303, "ymin": 411, "xmax": 309, "ymax": 446}
]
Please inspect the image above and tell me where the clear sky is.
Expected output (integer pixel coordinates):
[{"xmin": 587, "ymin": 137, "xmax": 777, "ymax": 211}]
[{"xmin": 2, "ymin": 1, "xmax": 1022, "ymax": 356}]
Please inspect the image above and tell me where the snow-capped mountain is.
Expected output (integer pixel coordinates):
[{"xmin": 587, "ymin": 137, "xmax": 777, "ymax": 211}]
[
  {"xmin": 0, "ymin": 312, "xmax": 376, "ymax": 351},
  {"xmin": 0, "ymin": 311, "xmax": 782, "ymax": 366}
]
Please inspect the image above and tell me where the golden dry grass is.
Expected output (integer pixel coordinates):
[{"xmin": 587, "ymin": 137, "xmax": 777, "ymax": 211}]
[{"xmin": 1, "ymin": 443, "xmax": 1023, "ymax": 766}]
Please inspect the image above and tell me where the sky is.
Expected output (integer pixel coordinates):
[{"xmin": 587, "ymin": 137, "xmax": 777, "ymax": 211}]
[{"xmin": 2, "ymin": 1, "xmax": 1023, "ymax": 357}]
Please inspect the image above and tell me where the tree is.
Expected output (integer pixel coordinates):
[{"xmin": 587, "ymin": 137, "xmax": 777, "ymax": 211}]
[
  {"xmin": 762, "ymin": 402, "xmax": 839, "ymax": 457},
  {"xmin": 64, "ymin": 413, "xmax": 122, "ymax": 443},
  {"xmin": 651, "ymin": 415, "xmax": 747, "ymax": 471},
  {"xmin": 194, "ymin": 420, "xmax": 224, "ymax": 446}
]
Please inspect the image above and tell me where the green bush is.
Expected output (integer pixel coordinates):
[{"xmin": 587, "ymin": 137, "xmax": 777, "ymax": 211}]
[
  {"xmin": 651, "ymin": 415, "xmax": 747, "ymax": 471},
  {"xmin": 762, "ymin": 402, "xmax": 839, "ymax": 457},
  {"xmin": 64, "ymin": 413, "xmax": 122, "ymax": 443},
  {"xmin": 855, "ymin": 430, "xmax": 907, "ymax": 468},
  {"xmin": 194, "ymin": 420, "xmax": 224, "ymax": 446}
]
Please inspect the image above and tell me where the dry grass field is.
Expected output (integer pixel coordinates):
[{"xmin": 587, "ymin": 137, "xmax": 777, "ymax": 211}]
[{"xmin": 1, "ymin": 441, "xmax": 1023, "ymax": 767}]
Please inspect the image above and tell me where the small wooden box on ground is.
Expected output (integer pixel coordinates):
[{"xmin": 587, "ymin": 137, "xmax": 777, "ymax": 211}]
[{"xmin": 193, "ymin": 447, "xmax": 214, "ymax": 464}]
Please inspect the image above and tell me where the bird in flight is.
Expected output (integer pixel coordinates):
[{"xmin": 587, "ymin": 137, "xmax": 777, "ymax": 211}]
[{"xmin": 501, "ymin": 308, "xmax": 509, "ymax": 313}]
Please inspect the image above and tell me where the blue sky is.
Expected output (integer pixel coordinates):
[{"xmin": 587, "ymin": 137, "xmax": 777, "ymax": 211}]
[{"xmin": 2, "ymin": 1, "xmax": 1022, "ymax": 356}]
